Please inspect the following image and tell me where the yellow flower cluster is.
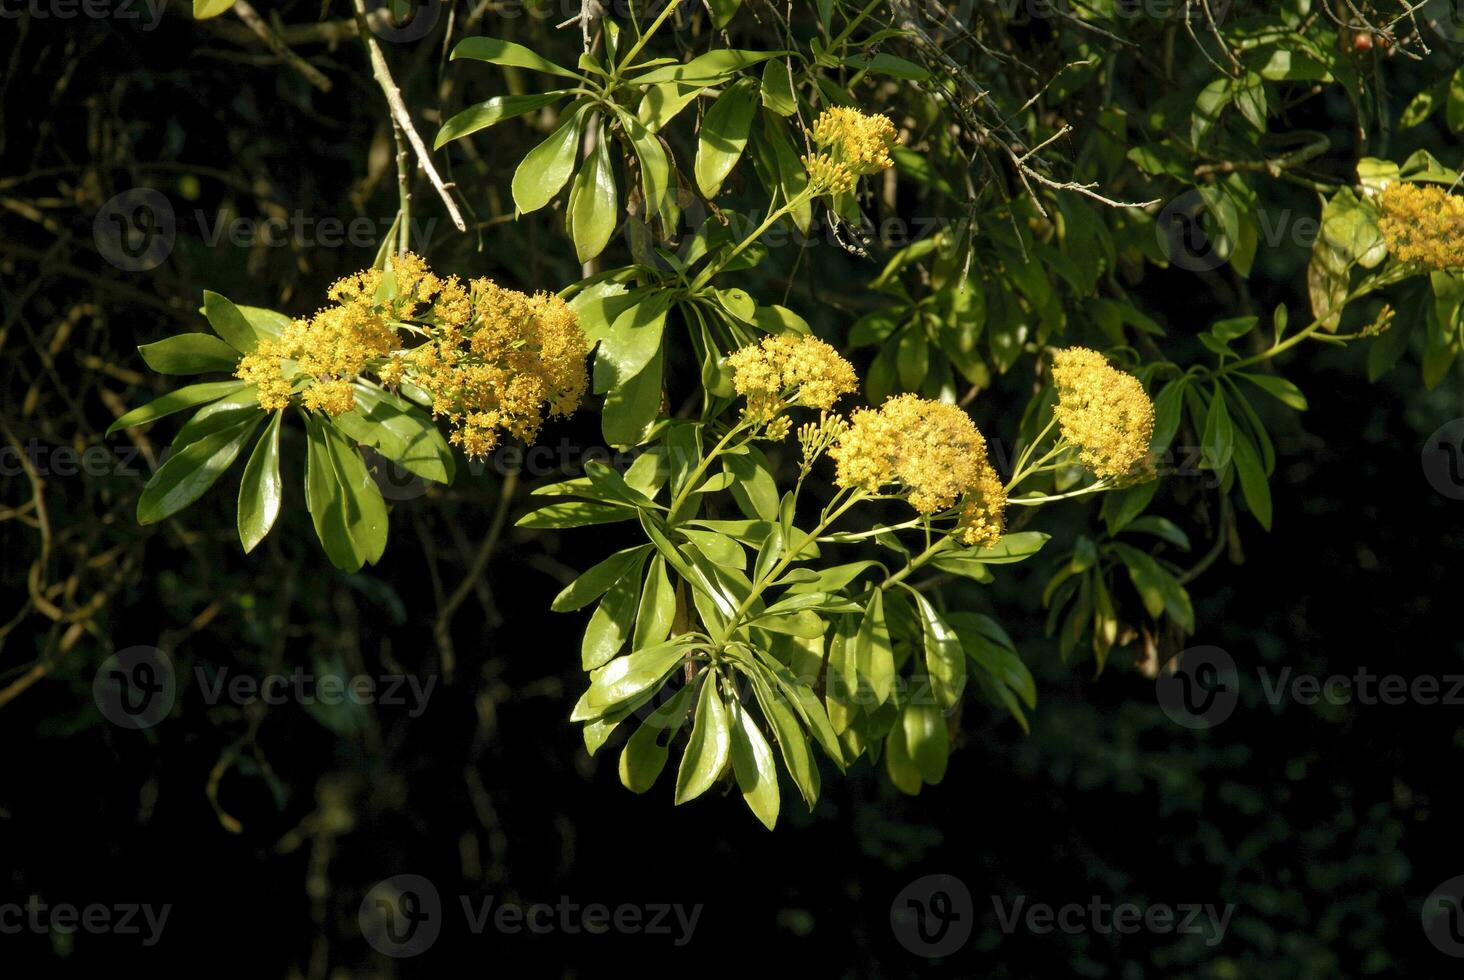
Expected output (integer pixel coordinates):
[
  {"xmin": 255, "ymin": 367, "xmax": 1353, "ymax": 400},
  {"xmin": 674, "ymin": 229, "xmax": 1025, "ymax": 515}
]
[
  {"xmin": 726, "ymin": 335, "xmax": 858, "ymax": 425},
  {"xmin": 801, "ymin": 106, "xmax": 897, "ymax": 196},
  {"xmin": 810, "ymin": 107, "xmax": 897, "ymax": 174},
  {"xmin": 801, "ymin": 153, "xmax": 856, "ymax": 195},
  {"xmin": 234, "ymin": 254, "xmax": 588, "ymax": 457},
  {"xmin": 235, "ymin": 254, "xmax": 449, "ymax": 414},
  {"xmin": 829, "ymin": 395, "xmax": 1006, "ymax": 536},
  {"xmin": 405, "ymin": 280, "xmax": 588, "ymax": 457},
  {"xmin": 1376, "ymin": 183, "xmax": 1464, "ymax": 271},
  {"xmin": 1050, "ymin": 348, "xmax": 1154, "ymax": 480}
]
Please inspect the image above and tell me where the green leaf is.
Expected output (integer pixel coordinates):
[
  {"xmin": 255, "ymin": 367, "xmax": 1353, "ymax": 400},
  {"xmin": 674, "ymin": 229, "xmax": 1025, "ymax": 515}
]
[
  {"xmin": 883, "ymin": 710, "xmax": 923, "ymax": 795},
  {"xmin": 333, "ymin": 383, "xmax": 454, "ymax": 484},
  {"xmin": 760, "ymin": 59, "xmax": 796, "ymax": 116},
  {"xmin": 552, "ymin": 545, "xmax": 652, "ymax": 612},
  {"xmin": 1201, "ymin": 387, "xmax": 1234, "ymax": 472},
  {"xmin": 1238, "ymin": 372, "xmax": 1307, "ymax": 411},
  {"xmin": 857, "ymin": 590, "xmax": 895, "ymax": 705},
  {"xmin": 594, "ymin": 293, "xmax": 670, "ymax": 392},
  {"xmin": 569, "ymin": 129, "xmax": 618, "ymax": 264},
  {"xmin": 613, "ymin": 106, "xmax": 677, "ymax": 227},
  {"xmin": 511, "ymin": 107, "xmax": 584, "ymax": 212},
  {"xmin": 724, "ymin": 447, "xmax": 779, "ymax": 520},
  {"xmin": 203, "ymin": 291, "xmax": 267, "ymax": 353},
  {"xmin": 1449, "ymin": 66, "xmax": 1464, "ymax": 133},
  {"xmin": 137, "ymin": 413, "xmax": 261, "ymax": 525},
  {"xmin": 602, "ymin": 349, "xmax": 663, "ymax": 449},
  {"xmin": 516, "ymin": 500, "xmax": 636, "ymax": 529},
  {"xmin": 902, "ymin": 699, "xmax": 949, "ymax": 785},
  {"xmin": 846, "ymin": 53, "xmax": 929, "ymax": 80},
  {"xmin": 138, "ymin": 333, "xmax": 240, "ymax": 375},
  {"xmin": 632, "ymin": 50, "xmax": 781, "ymax": 86},
  {"xmin": 322, "ymin": 416, "xmax": 389, "ymax": 568},
  {"xmin": 107, "ymin": 381, "xmax": 247, "ymax": 435},
  {"xmin": 695, "ymin": 79, "xmax": 758, "ymax": 199},
  {"xmin": 637, "ymin": 82, "xmax": 704, "ymax": 133},
  {"xmin": 581, "ymin": 557, "xmax": 647, "ymax": 670},
  {"xmin": 450, "ymin": 36, "xmax": 581, "ymax": 79},
  {"xmin": 193, "ymin": 0, "xmax": 234, "ymax": 19},
  {"xmin": 578, "ymin": 638, "xmax": 693, "ymax": 717},
  {"xmin": 237, "ymin": 411, "xmax": 283, "ymax": 553},
  {"xmin": 965, "ymin": 531, "xmax": 1050, "ymax": 564},
  {"xmin": 729, "ymin": 699, "xmax": 780, "ymax": 829},
  {"xmin": 1231, "ymin": 428, "xmax": 1273, "ymax": 530},
  {"xmin": 911, "ymin": 591, "xmax": 965, "ymax": 709},
  {"xmin": 675, "ymin": 674, "xmax": 732, "ymax": 804},
  {"xmin": 619, "ymin": 685, "xmax": 693, "ymax": 794},
  {"xmin": 435, "ymin": 92, "xmax": 569, "ymax": 149},
  {"xmin": 707, "ymin": 0, "xmax": 742, "ymax": 29},
  {"xmin": 634, "ymin": 555, "xmax": 676, "ymax": 648},
  {"xmin": 745, "ymin": 665, "xmax": 820, "ymax": 808}
]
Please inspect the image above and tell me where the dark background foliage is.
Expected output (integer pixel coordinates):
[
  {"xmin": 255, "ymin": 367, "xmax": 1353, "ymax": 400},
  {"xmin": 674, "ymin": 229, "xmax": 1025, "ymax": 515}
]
[{"xmin": 2, "ymin": 2, "xmax": 1461, "ymax": 976}]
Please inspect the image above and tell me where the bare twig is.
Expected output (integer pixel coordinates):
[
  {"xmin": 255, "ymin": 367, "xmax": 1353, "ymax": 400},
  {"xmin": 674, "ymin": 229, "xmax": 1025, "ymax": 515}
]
[
  {"xmin": 350, "ymin": 0, "xmax": 468, "ymax": 233},
  {"xmin": 232, "ymin": 0, "xmax": 334, "ymax": 92}
]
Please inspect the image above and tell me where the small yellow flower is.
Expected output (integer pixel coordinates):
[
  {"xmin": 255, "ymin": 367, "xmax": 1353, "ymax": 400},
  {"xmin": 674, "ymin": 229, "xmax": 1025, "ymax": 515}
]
[
  {"xmin": 726, "ymin": 335, "xmax": 858, "ymax": 425},
  {"xmin": 809, "ymin": 107, "xmax": 898, "ymax": 175},
  {"xmin": 1376, "ymin": 183, "xmax": 1464, "ymax": 271},
  {"xmin": 1050, "ymin": 348, "xmax": 1155, "ymax": 480},
  {"xmin": 829, "ymin": 395, "xmax": 1006, "ymax": 526},
  {"xmin": 232, "ymin": 254, "xmax": 588, "ymax": 456},
  {"xmin": 1361, "ymin": 303, "xmax": 1395, "ymax": 338},
  {"xmin": 408, "ymin": 281, "xmax": 588, "ymax": 457},
  {"xmin": 801, "ymin": 153, "xmax": 855, "ymax": 195}
]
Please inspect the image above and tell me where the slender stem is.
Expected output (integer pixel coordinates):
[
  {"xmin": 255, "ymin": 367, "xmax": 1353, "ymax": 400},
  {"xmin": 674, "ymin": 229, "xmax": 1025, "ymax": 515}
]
[
  {"xmin": 1006, "ymin": 440, "xmax": 1071, "ymax": 492},
  {"xmin": 828, "ymin": 0, "xmax": 885, "ymax": 51},
  {"xmin": 690, "ymin": 191, "xmax": 812, "ymax": 290},
  {"xmin": 878, "ymin": 535, "xmax": 953, "ymax": 591},
  {"xmin": 667, "ymin": 421, "xmax": 749, "ymax": 522},
  {"xmin": 1007, "ymin": 481, "xmax": 1111, "ymax": 506},
  {"xmin": 713, "ymin": 489, "xmax": 864, "ymax": 646},
  {"xmin": 1009, "ymin": 413, "xmax": 1059, "ymax": 482},
  {"xmin": 618, "ymin": 0, "xmax": 683, "ymax": 74}
]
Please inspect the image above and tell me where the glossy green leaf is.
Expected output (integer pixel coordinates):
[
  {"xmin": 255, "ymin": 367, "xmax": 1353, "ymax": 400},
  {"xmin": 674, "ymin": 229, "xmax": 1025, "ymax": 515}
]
[
  {"xmin": 435, "ymin": 92, "xmax": 569, "ymax": 149},
  {"xmin": 729, "ymin": 699, "xmax": 780, "ymax": 829},
  {"xmin": 619, "ymin": 684, "xmax": 693, "ymax": 794},
  {"xmin": 511, "ymin": 107, "xmax": 584, "ymax": 212},
  {"xmin": 137, "ymin": 333, "xmax": 240, "ymax": 375},
  {"xmin": 333, "ymin": 383, "xmax": 454, "ymax": 484},
  {"xmin": 450, "ymin": 36, "xmax": 581, "ymax": 79},
  {"xmin": 137, "ymin": 412, "xmax": 261, "ymax": 525},
  {"xmin": 107, "ymin": 380, "xmax": 247, "ymax": 435},
  {"xmin": 203, "ymin": 291, "xmax": 267, "ymax": 353},
  {"xmin": 674, "ymin": 673, "xmax": 732, "ymax": 804},
  {"xmin": 695, "ymin": 79, "xmax": 758, "ymax": 199},
  {"xmin": 552, "ymin": 545, "xmax": 652, "ymax": 612},
  {"xmin": 569, "ymin": 130, "xmax": 618, "ymax": 264},
  {"xmin": 237, "ymin": 410, "xmax": 283, "ymax": 553}
]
